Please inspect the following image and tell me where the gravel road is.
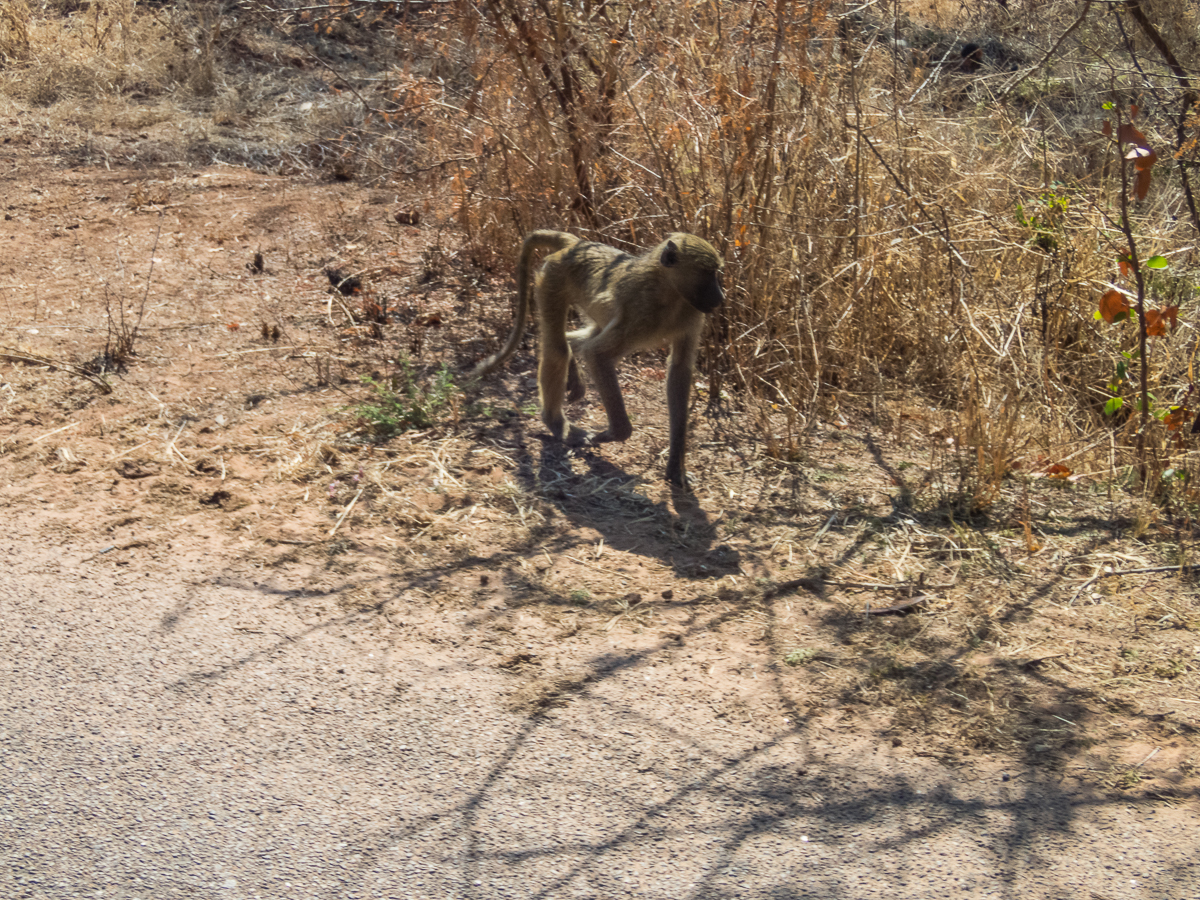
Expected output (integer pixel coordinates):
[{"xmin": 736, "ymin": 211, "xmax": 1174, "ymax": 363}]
[{"xmin": 3, "ymin": 523, "xmax": 1197, "ymax": 900}]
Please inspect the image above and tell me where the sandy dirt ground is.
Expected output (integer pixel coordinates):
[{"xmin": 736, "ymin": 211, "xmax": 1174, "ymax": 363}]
[{"xmin": 1, "ymin": 145, "xmax": 1199, "ymax": 899}]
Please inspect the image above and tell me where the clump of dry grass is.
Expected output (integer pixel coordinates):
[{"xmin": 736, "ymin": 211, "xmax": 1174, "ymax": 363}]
[
  {"xmin": 0, "ymin": 0, "xmax": 418, "ymax": 172},
  {"xmin": 0, "ymin": 0, "xmax": 29, "ymax": 63},
  {"xmin": 0, "ymin": 0, "xmax": 172, "ymax": 105},
  {"xmin": 400, "ymin": 0, "xmax": 1200, "ymax": 510}
]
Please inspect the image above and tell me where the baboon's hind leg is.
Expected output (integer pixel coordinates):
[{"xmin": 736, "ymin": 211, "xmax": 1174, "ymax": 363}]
[
  {"xmin": 537, "ymin": 287, "xmax": 573, "ymax": 440},
  {"xmin": 538, "ymin": 347, "xmax": 571, "ymax": 440},
  {"xmin": 581, "ymin": 349, "xmax": 633, "ymax": 443}
]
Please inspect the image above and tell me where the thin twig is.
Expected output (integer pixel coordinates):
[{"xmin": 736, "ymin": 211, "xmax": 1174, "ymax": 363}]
[
  {"xmin": 1, "ymin": 348, "xmax": 113, "ymax": 394},
  {"xmin": 997, "ymin": 1, "xmax": 1093, "ymax": 102},
  {"xmin": 864, "ymin": 595, "xmax": 934, "ymax": 616},
  {"xmin": 107, "ymin": 440, "xmax": 154, "ymax": 462},
  {"xmin": 764, "ymin": 576, "xmax": 955, "ymax": 599},
  {"xmin": 329, "ymin": 486, "xmax": 365, "ymax": 537},
  {"xmin": 809, "ymin": 512, "xmax": 837, "ymax": 548},
  {"xmin": 834, "ymin": 579, "xmax": 954, "ymax": 590},
  {"xmin": 213, "ymin": 346, "xmax": 299, "ymax": 357},
  {"xmin": 845, "ymin": 123, "xmax": 971, "ymax": 270},
  {"xmin": 1070, "ymin": 564, "xmax": 1200, "ymax": 605},
  {"xmin": 32, "ymin": 421, "xmax": 81, "ymax": 443}
]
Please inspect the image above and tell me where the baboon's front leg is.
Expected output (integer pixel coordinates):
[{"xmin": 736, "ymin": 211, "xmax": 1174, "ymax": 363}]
[
  {"xmin": 664, "ymin": 331, "xmax": 700, "ymax": 487},
  {"xmin": 582, "ymin": 347, "xmax": 633, "ymax": 444}
]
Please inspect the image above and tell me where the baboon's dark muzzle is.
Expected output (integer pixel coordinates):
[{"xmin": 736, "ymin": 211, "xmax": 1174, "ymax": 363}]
[{"xmin": 691, "ymin": 280, "xmax": 724, "ymax": 313}]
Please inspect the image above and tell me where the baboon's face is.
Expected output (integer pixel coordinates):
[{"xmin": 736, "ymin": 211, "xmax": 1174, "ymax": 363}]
[
  {"xmin": 661, "ymin": 238, "xmax": 724, "ymax": 314},
  {"xmin": 686, "ymin": 267, "xmax": 725, "ymax": 313}
]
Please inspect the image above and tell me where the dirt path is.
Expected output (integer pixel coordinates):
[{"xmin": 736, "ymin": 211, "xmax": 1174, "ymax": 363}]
[{"xmin": 3, "ymin": 515, "xmax": 1199, "ymax": 899}]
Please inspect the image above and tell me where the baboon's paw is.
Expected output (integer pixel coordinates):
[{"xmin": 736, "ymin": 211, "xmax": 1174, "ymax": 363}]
[
  {"xmin": 665, "ymin": 462, "xmax": 691, "ymax": 490},
  {"xmin": 591, "ymin": 425, "xmax": 632, "ymax": 445},
  {"xmin": 541, "ymin": 411, "xmax": 576, "ymax": 443}
]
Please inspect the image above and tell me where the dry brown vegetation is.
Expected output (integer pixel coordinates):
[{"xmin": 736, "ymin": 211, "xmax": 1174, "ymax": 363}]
[
  {"xmin": 2, "ymin": 0, "xmax": 1200, "ymax": 790},
  {"xmin": 445, "ymin": 0, "xmax": 1200, "ymax": 495}
]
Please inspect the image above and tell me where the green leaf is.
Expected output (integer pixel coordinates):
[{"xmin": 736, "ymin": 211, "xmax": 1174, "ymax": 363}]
[
  {"xmin": 1146, "ymin": 255, "xmax": 1169, "ymax": 269},
  {"xmin": 1104, "ymin": 397, "xmax": 1124, "ymax": 416},
  {"xmin": 1103, "ymin": 101, "xmax": 1114, "ymax": 110}
]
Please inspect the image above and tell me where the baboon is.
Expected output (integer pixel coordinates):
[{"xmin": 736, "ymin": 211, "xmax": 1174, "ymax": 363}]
[{"xmin": 472, "ymin": 230, "xmax": 725, "ymax": 487}]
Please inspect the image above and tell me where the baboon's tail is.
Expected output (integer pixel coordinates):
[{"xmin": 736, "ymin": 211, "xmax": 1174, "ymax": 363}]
[{"xmin": 469, "ymin": 230, "xmax": 579, "ymax": 381}]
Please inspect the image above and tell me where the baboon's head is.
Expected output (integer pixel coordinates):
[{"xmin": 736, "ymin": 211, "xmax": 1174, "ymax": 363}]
[{"xmin": 660, "ymin": 233, "xmax": 724, "ymax": 314}]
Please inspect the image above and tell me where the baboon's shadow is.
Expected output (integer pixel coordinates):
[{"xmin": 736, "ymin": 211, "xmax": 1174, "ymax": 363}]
[{"xmin": 525, "ymin": 434, "xmax": 735, "ymax": 578}]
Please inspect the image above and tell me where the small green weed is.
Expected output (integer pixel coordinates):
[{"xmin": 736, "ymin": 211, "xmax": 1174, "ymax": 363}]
[
  {"xmin": 354, "ymin": 356, "xmax": 456, "ymax": 437},
  {"xmin": 1154, "ymin": 657, "xmax": 1186, "ymax": 679},
  {"xmin": 784, "ymin": 647, "xmax": 817, "ymax": 667}
]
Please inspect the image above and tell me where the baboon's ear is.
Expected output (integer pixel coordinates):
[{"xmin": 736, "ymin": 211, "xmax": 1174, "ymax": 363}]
[{"xmin": 660, "ymin": 241, "xmax": 680, "ymax": 268}]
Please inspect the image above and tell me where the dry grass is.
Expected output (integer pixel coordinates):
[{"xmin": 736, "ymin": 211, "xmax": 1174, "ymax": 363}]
[{"xmin": 408, "ymin": 0, "xmax": 1200, "ymax": 507}]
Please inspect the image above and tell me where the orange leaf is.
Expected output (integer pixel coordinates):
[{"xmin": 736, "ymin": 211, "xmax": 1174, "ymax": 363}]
[
  {"xmin": 1135, "ymin": 167, "xmax": 1153, "ymax": 202},
  {"xmin": 227, "ymin": 322, "xmax": 240, "ymax": 331},
  {"xmin": 1099, "ymin": 289, "xmax": 1131, "ymax": 323},
  {"xmin": 1117, "ymin": 249, "xmax": 1133, "ymax": 278},
  {"xmin": 1145, "ymin": 305, "xmax": 1179, "ymax": 336},
  {"xmin": 1117, "ymin": 123, "xmax": 1147, "ymax": 145},
  {"xmin": 1164, "ymin": 407, "xmax": 1192, "ymax": 431},
  {"xmin": 1146, "ymin": 310, "xmax": 1167, "ymax": 336},
  {"xmin": 1131, "ymin": 103, "xmax": 1139, "ymax": 118},
  {"xmin": 1046, "ymin": 464, "xmax": 1072, "ymax": 479}
]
